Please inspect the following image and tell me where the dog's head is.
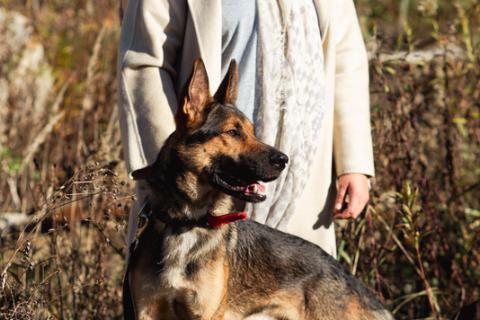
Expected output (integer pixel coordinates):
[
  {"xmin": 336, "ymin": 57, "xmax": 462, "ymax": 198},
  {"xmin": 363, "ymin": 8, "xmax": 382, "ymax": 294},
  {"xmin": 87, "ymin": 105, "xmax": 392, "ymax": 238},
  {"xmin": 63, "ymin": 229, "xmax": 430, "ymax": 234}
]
[{"xmin": 135, "ymin": 59, "xmax": 288, "ymax": 203}]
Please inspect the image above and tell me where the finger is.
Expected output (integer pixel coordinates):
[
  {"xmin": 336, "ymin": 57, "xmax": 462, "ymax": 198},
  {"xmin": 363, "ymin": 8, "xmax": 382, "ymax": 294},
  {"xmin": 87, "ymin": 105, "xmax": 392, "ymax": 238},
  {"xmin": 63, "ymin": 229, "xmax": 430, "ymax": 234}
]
[
  {"xmin": 344, "ymin": 193, "xmax": 369, "ymax": 219},
  {"xmin": 334, "ymin": 183, "xmax": 348, "ymax": 212},
  {"xmin": 334, "ymin": 211, "xmax": 352, "ymax": 220},
  {"xmin": 353, "ymin": 191, "xmax": 370, "ymax": 218},
  {"xmin": 338, "ymin": 188, "xmax": 362, "ymax": 219},
  {"xmin": 348, "ymin": 201, "xmax": 363, "ymax": 219}
]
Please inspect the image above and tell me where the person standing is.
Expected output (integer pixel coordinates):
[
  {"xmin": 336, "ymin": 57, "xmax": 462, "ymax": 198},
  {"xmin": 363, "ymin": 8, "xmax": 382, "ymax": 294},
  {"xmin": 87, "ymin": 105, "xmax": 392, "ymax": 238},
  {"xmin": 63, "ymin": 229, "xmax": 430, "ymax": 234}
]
[{"xmin": 118, "ymin": 0, "xmax": 374, "ymax": 258}]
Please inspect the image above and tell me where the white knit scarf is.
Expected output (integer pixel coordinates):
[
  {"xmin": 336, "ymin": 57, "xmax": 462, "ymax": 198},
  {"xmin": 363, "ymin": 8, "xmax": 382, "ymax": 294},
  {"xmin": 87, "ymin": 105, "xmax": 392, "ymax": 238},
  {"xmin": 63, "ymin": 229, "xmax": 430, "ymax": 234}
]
[{"xmin": 247, "ymin": 0, "xmax": 326, "ymax": 229}]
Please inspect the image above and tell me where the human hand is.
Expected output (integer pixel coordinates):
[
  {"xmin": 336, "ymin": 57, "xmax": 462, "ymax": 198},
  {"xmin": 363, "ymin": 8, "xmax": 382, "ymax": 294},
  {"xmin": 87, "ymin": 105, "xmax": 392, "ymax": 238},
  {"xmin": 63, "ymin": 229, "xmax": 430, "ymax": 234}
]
[{"xmin": 333, "ymin": 173, "xmax": 370, "ymax": 219}]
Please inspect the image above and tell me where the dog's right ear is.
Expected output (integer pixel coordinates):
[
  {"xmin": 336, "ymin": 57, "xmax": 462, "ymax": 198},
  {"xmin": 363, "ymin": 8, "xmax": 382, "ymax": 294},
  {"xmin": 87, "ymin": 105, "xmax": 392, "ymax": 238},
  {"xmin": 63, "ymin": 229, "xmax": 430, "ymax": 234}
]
[
  {"xmin": 180, "ymin": 59, "xmax": 212, "ymax": 127},
  {"xmin": 131, "ymin": 166, "xmax": 152, "ymax": 180}
]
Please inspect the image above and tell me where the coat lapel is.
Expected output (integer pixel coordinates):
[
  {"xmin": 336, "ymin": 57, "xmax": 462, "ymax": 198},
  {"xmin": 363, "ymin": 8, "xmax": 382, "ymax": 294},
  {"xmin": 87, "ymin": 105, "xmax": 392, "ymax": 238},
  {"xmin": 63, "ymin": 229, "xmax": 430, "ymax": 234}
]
[{"xmin": 187, "ymin": 0, "xmax": 222, "ymax": 90}]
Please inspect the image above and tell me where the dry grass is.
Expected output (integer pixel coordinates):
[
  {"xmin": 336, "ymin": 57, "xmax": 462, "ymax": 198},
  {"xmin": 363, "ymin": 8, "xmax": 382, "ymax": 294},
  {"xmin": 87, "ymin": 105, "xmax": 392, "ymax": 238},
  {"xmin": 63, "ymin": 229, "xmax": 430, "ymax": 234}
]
[{"xmin": 0, "ymin": 0, "xmax": 479, "ymax": 319}]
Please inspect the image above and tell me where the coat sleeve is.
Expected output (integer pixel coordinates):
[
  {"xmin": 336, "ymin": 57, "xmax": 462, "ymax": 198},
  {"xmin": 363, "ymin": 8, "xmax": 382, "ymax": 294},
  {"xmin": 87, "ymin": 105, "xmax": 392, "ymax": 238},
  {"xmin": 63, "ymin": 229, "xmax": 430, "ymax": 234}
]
[
  {"xmin": 117, "ymin": 0, "xmax": 186, "ymax": 177},
  {"xmin": 331, "ymin": 0, "xmax": 375, "ymax": 177}
]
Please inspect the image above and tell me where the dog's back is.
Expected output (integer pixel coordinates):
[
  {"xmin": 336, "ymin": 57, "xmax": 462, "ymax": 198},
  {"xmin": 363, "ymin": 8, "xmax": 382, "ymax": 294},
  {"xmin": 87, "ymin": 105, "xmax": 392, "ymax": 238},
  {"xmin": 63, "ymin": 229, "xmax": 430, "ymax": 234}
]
[{"xmin": 224, "ymin": 220, "xmax": 393, "ymax": 319}]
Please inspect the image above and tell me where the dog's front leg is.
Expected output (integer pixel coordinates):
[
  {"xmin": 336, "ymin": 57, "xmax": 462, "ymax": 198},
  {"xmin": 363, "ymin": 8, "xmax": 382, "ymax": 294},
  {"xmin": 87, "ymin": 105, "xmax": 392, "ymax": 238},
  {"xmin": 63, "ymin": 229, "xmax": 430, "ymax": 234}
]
[
  {"xmin": 172, "ymin": 289, "xmax": 200, "ymax": 319},
  {"xmin": 173, "ymin": 288, "xmax": 226, "ymax": 320},
  {"xmin": 172, "ymin": 258, "xmax": 229, "ymax": 319}
]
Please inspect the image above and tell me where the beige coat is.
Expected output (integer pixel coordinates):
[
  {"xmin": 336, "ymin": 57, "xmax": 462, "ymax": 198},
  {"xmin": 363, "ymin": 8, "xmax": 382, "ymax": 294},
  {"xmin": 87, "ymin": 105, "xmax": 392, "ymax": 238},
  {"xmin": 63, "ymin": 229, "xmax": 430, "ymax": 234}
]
[{"xmin": 118, "ymin": 0, "xmax": 374, "ymax": 256}]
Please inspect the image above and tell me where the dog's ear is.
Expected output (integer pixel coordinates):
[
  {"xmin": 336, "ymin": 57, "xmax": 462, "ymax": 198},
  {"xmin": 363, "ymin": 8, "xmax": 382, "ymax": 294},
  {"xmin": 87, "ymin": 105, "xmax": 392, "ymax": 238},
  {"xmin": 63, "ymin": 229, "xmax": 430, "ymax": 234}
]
[
  {"xmin": 181, "ymin": 59, "xmax": 212, "ymax": 126},
  {"xmin": 131, "ymin": 166, "xmax": 152, "ymax": 180},
  {"xmin": 214, "ymin": 60, "xmax": 238, "ymax": 105}
]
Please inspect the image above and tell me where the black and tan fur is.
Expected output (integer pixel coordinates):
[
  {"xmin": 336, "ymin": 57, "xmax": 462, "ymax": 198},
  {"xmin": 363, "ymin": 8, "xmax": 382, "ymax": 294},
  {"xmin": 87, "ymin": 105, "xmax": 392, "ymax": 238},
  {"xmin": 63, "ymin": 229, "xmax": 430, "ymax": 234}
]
[{"xmin": 124, "ymin": 59, "xmax": 394, "ymax": 320}]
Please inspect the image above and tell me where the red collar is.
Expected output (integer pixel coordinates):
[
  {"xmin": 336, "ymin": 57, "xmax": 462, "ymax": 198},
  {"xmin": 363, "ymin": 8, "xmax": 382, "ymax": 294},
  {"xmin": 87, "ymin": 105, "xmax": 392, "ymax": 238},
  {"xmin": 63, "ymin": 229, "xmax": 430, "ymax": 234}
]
[{"xmin": 207, "ymin": 211, "xmax": 248, "ymax": 229}]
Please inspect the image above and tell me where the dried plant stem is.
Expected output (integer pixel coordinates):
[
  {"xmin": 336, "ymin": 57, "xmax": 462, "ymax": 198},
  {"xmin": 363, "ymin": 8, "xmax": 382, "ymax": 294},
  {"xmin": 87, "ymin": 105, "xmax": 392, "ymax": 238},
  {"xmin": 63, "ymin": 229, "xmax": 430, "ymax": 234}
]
[
  {"xmin": 0, "ymin": 187, "xmax": 103, "ymax": 290},
  {"xmin": 370, "ymin": 44, "xmax": 466, "ymax": 64},
  {"xmin": 77, "ymin": 24, "xmax": 107, "ymax": 159},
  {"xmin": 377, "ymin": 214, "xmax": 416, "ymax": 267},
  {"xmin": 378, "ymin": 214, "xmax": 439, "ymax": 316},
  {"xmin": 20, "ymin": 83, "xmax": 68, "ymax": 172},
  {"xmin": 51, "ymin": 231, "xmax": 65, "ymax": 319},
  {"xmin": 6, "ymin": 177, "xmax": 21, "ymax": 209},
  {"xmin": 89, "ymin": 220, "xmax": 125, "ymax": 258},
  {"xmin": 415, "ymin": 243, "xmax": 440, "ymax": 317}
]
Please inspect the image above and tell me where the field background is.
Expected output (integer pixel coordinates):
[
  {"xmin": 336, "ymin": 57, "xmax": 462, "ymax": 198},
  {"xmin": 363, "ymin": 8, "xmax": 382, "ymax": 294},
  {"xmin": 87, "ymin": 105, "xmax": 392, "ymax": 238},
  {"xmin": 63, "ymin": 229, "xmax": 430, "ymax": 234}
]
[{"xmin": 0, "ymin": 0, "xmax": 479, "ymax": 319}]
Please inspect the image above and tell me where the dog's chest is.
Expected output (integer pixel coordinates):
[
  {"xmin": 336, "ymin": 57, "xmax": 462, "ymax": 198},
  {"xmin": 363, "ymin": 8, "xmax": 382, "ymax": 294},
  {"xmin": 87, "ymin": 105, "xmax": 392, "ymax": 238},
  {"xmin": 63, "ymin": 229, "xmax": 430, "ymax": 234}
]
[
  {"xmin": 147, "ymin": 226, "xmax": 225, "ymax": 289},
  {"xmin": 160, "ymin": 231, "xmax": 199, "ymax": 288},
  {"xmin": 132, "ymin": 227, "xmax": 229, "ymax": 318}
]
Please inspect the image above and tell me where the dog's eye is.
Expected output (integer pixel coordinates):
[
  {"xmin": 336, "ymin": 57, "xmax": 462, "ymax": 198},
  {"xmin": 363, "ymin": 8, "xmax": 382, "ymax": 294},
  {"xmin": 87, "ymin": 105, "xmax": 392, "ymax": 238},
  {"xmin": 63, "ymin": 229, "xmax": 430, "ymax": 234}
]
[{"xmin": 226, "ymin": 129, "xmax": 240, "ymax": 137}]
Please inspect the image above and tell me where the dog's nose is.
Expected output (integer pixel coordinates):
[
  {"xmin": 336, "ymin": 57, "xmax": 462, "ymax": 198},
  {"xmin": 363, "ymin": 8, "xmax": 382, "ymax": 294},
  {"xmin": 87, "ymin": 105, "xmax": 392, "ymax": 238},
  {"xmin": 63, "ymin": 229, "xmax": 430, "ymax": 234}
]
[{"xmin": 270, "ymin": 151, "xmax": 289, "ymax": 170}]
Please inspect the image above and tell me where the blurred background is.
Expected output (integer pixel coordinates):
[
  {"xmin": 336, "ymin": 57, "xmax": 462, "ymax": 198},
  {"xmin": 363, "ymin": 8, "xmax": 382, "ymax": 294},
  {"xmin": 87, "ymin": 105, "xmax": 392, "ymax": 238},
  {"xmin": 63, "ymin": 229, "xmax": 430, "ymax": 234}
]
[{"xmin": 0, "ymin": 0, "xmax": 478, "ymax": 318}]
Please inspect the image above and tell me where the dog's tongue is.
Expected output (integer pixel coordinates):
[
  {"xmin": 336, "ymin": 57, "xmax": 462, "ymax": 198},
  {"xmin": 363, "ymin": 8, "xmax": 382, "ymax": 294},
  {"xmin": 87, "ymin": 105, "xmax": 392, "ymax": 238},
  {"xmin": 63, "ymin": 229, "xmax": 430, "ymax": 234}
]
[{"xmin": 244, "ymin": 182, "xmax": 266, "ymax": 196}]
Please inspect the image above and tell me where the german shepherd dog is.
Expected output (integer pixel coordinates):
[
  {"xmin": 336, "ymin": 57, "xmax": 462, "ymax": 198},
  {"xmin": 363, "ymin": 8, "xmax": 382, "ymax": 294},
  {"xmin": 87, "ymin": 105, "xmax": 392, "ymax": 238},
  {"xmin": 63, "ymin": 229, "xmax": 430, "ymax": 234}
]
[{"xmin": 123, "ymin": 59, "xmax": 393, "ymax": 320}]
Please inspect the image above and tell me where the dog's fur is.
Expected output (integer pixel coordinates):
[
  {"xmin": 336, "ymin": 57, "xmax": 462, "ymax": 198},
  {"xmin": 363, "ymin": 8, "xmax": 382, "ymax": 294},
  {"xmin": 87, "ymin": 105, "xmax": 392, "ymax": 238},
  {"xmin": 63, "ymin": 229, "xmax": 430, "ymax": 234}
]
[{"xmin": 123, "ymin": 59, "xmax": 394, "ymax": 320}]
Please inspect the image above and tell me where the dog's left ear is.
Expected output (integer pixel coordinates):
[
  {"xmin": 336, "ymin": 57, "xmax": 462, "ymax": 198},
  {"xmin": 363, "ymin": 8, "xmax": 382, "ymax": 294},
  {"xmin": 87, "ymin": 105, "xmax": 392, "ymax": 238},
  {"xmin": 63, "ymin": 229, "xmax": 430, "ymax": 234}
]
[
  {"xmin": 131, "ymin": 166, "xmax": 152, "ymax": 180},
  {"xmin": 214, "ymin": 60, "xmax": 238, "ymax": 105}
]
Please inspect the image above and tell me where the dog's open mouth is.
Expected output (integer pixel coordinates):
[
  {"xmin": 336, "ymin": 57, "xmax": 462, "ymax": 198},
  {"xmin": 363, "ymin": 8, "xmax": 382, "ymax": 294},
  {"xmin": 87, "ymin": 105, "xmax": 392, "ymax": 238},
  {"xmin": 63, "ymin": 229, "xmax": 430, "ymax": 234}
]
[{"xmin": 212, "ymin": 172, "xmax": 266, "ymax": 202}]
